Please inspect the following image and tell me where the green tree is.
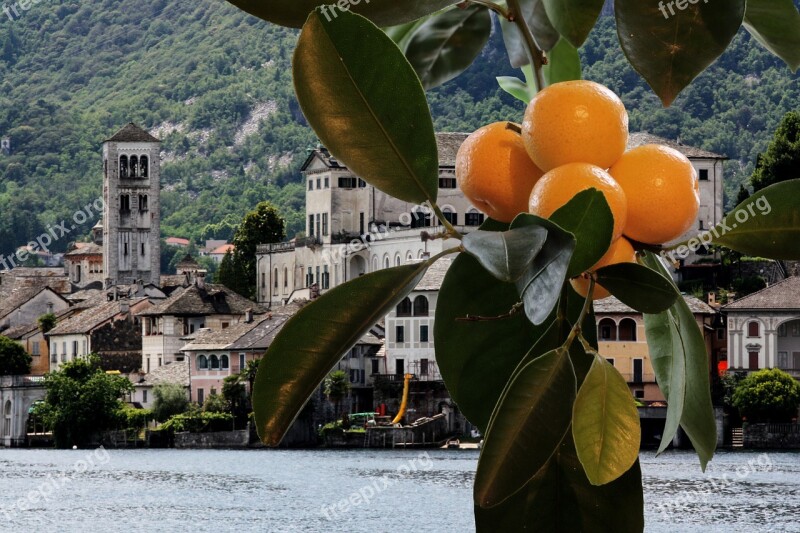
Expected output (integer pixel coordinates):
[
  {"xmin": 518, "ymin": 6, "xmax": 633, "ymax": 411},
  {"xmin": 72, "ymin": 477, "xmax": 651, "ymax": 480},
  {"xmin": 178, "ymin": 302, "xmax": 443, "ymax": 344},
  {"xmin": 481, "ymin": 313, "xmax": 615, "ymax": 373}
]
[
  {"xmin": 202, "ymin": 393, "xmax": 230, "ymax": 414},
  {"xmin": 323, "ymin": 370, "xmax": 350, "ymax": 418},
  {"xmin": 732, "ymin": 368, "xmax": 800, "ymax": 422},
  {"xmin": 152, "ymin": 383, "xmax": 190, "ymax": 423},
  {"xmin": 40, "ymin": 355, "xmax": 133, "ymax": 448},
  {"xmin": 0, "ymin": 335, "xmax": 32, "ymax": 376},
  {"xmin": 38, "ymin": 313, "xmax": 57, "ymax": 333},
  {"xmin": 751, "ymin": 111, "xmax": 800, "ymax": 192}
]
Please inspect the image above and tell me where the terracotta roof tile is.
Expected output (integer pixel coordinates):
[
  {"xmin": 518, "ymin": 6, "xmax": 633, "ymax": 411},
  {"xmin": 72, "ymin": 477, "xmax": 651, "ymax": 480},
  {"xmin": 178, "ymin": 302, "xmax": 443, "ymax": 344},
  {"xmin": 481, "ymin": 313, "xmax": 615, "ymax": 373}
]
[
  {"xmin": 628, "ymin": 132, "xmax": 727, "ymax": 160},
  {"xmin": 723, "ymin": 276, "xmax": 800, "ymax": 311},
  {"xmin": 594, "ymin": 295, "xmax": 716, "ymax": 315}
]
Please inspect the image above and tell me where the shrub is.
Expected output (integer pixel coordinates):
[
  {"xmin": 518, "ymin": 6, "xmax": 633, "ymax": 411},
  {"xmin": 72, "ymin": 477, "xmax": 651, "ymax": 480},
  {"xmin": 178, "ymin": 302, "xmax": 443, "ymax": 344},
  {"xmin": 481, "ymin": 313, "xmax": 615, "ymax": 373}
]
[{"xmin": 732, "ymin": 368, "xmax": 800, "ymax": 422}]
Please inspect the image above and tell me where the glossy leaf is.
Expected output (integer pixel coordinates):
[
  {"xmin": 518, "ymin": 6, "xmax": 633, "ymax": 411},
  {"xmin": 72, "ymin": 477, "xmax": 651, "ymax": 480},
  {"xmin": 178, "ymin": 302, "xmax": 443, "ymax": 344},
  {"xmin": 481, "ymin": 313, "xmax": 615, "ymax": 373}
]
[
  {"xmin": 496, "ymin": 75, "xmax": 533, "ymax": 103},
  {"xmin": 293, "ymin": 9, "xmax": 439, "ymax": 204},
  {"xmin": 462, "ymin": 225, "xmax": 548, "ymax": 283},
  {"xmin": 435, "ymin": 249, "xmax": 549, "ymax": 433},
  {"xmin": 511, "ymin": 214, "xmax": 576, "ymax": 325},
  {"xmin": 476, "ymin": 430, "xmax": 644, "ymax": 532},
  {"xmin": 615, "ymin": 0, "xmax": 745, "ymax": 106},
  {"xmin": 253, "ymin": 263, "xmax": 429, "ymax": 446},
  {"xmin": 475, "ymin": 348, "xmax": 577, "ymax": 508},
  {"xmin": 595, "ymin": 262, "xmax": 678, "ymax": 314},
  {"xmin": 405, "ymin": 5, "xmax": 492, "ymax": 90},
  {"xmin": 385, "ymin": 18, "xmax": 429, "ymax": 53},
  {"xmin": 744, "ymin": 0, "xmax": 800, "ymax": 72},
  {"xmin": 543, "ymin": 37, "xmax": 582, "ymax": 86},
  {"xmin": 500, "ymin": 0, "xmax": 560, "ymax": 68},
  {"xmin": 573, "ymin": 355, "xmax": 641, "ymax": 486},
  {"xmin": 640, "ymin": 252, "xmax": 716, "ymax": 467},
  {"xmin": 549, "ymin": 189, "xmax": 613, "ymax": 277},
  {"xmin": 543, "ymin": 0, "xmax": 606, "ymax": 48},
  {"xmin": 226, "ymin": 0, "xmax": 458, "ymax": 29},
  {"xmin": 706, "ymin": 179, "xmax": 800, "ymax": 260}
]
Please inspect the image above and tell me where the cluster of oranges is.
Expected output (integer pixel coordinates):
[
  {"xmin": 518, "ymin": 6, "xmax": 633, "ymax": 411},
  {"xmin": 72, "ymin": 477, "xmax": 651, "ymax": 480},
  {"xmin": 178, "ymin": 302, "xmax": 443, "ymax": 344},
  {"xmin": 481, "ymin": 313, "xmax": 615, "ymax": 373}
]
[{"xmin": 455, "ymin": 80, "xmax": 700, "ymax": 300}]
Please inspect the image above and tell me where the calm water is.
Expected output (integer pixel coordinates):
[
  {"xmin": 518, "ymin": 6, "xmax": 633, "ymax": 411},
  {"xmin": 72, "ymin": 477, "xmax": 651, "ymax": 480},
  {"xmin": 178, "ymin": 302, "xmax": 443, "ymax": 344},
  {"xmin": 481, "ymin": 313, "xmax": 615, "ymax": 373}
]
[{"xmin": 0, "ymin": 448, "xmax": 797, "ymax": 532}]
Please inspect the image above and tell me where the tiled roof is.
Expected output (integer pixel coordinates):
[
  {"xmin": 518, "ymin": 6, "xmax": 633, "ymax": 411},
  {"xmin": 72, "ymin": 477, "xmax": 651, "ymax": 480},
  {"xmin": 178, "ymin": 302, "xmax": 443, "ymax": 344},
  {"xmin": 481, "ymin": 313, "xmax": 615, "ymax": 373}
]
[
  {"xmin": 1, "ymin": 322, "xmax": 39, "ymax": 340},
  {"xmin": 594, "ymin": 295, "xmax": 716, "ymax": 315},
  {"xmin": 175, "ymin": 254, "xmax": 201, "ymax": 272},
  {"xmin": 105, "ymin": 123, "xmax": 160, "ymax": 143},
  {"xmin": 0, "ymin": 287, "xmax": 69, "ymax": 320},
  {"xmin": 160, "ymin": 275, "xmax": 190, "ymax": 289},
  {"xmin": 210, "ymin": 244, "xmax": 235, "ymax": 255},
  {"xmin": 49, "ymin": 298, "xmax": 147, "ymax": 336},
  {"xmin": 166, "ymin": 237, "xmax": 191, "ymax": 246},
  {"xmin": 435, "ymin": 132, "xmax": 470, "ymax": 167},
  {"xmin": 137, "ymin": 284, "xmax": 265, "ymax": 317},
  {"xmin": 65, "ymin": 242, "xmax": 103, "ymax": 256},
  {"xmin": 628, "ymin": 132, "xmax": 727, "ymax": 160},
  {"xmin": 414, "ymin": 258, "xmax": 452, "ymax": 291},
  {"xmin": 138, "ymin": 360, "xmax": 190, "ymax": 387},
  {"xmin": 181, "ymin": 317, "xmax": 269, "ymax": 351},
  {"xmin": 723, "ymin": 276, "xmax": 800, "ymax": 311}
]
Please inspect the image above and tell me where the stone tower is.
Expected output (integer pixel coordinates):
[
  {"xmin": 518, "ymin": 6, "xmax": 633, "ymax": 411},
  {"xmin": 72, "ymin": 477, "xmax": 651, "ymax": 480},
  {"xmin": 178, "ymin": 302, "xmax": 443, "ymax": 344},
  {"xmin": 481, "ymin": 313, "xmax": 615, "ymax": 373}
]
[{"xmin": 102, "ymin": 123, "xmax": 161, "ymax": 287}]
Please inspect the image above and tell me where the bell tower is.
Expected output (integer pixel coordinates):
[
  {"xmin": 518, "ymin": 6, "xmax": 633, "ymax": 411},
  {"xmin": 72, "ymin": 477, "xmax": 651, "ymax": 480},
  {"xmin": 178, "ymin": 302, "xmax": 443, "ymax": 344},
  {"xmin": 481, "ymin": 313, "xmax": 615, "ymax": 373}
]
[{"xmin": 102, "ymin": 123, "xmax": 161, "ymax": 287}]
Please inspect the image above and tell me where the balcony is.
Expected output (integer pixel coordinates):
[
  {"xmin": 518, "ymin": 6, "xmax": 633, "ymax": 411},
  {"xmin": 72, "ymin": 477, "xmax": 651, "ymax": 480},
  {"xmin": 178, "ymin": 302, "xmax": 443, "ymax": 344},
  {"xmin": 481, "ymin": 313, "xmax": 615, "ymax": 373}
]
[
  {"xmin": 296, "ymin": 236, "xmax": 322, "ymax": 248},
  {"xmin": 257, "ymin": 242, "xmax": 296, "ymax": 254}
]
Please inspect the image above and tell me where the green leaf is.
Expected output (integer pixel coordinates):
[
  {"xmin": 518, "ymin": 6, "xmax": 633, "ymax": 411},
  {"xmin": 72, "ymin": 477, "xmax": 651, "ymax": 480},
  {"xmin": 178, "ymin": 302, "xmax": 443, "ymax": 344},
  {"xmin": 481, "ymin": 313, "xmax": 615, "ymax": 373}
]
[
  {"xmin": 543, "ymin": 37, "xmax": 583, "ymax": 85},
  {"xmin": 543, "ymin": 0, "xmax": 606, "ymax": 48},
  {"xmin": 405, "ymin": 5, "xmax": 492, "ymax": 90},
  {"xmin": 496, "ymin": 76, "xmax": 533, "ymax": 103},
  {"xmin": 615, "ymin": 0, "xmax": 745, "ymax": 106},
  {"xmin": 511, "ymin": 214, "xmax": 576, "ymax": 325},
  {"xmin": 573, "ymin": 355, "xmax": 641, "ymax": 486},
  {"xmin": 253, "ymin": 263, "xmax": 429, "ymax": 446},
  {"xmin": 743, "ymin": 0, "xmax": 800, "ymax": 72},
  {"xmin": 435, "ymin": 249, "xmax": 550, "ymax": 433},
  {"xmin": 385, "ymin": 18, "xmax": 430, "ymax": 53},
  {"xmin": 640, "ymin": 252, "xmax": 716, "ymax": 468},
  {"xmin": 462, "ymin": 225, "xmax": 548, "ymax": 283},
  {"xmin": 226, "ymin": 0, "xmax": 459, "ymax": 29},
  {"xmin": 549, "ymin": 189, "xmax": 613, "ymax": 278},
  {"xmin": 475, "ymin": 348, "xmax": 577, "ymax": 508},
  {"xmin": 293, "ymin": 9, "xmax": 439, "ymax": 204},
  {"xmin": 595, "ymin": 262, "xmax": 678, "ymax": 314},
  {"xmin": 500, "ymin": 0, "xmax": 560, "ymax": 68},
  {"xmin": 702, "ymin": 179, "xmax": 800, "ymax": 260},
  {"xmin": 475, "ymin": 431, "xmax": 644, "ymax": 532}
]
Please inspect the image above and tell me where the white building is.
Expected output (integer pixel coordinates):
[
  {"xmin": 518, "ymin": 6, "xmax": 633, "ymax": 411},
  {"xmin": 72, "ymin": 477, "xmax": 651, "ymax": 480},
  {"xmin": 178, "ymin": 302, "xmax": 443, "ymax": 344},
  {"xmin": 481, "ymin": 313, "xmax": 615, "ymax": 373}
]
[{"xmin": 724, "ymin": 276, "xmax": 800, "ymax": 377}]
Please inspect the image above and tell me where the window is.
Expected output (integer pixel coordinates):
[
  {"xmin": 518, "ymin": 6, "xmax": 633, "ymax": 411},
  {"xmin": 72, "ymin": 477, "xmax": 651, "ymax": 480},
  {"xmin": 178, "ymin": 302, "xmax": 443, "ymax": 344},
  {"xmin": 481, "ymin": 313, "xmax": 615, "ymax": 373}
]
[
  {"xmin": 139, "ymin": 194, "xmax": 148, "ymax": 211},
  {"xmin": 120, "ymin": 155, "xmax": 129, "ymax": 178},
  {"xmin": 420, "ymin": 358, "xmax": 429, "ymax": 376},
  {"xmin": 358, "ymin": 179, "xmax": 367, "ymax": 188},
  {"xmin": 274, "ymin": 268, "xmax": 279, "ymax": 288},
  {"xmin": 239, "ymin": 353, "xmax": 245, "ymax": 372},
  {"xmin": 324, "ymin": 177, "xmax": 329, "ymax": 188},
  {"xmin": 439, "ymin": 177, "xmax": 457, "ymax": 189},
  {"xmin": 338, "ymin": 176, "xmax": 357, "ymax": 188},
  {"xmin": 124, "ymin": 242, "xmax": 129, "ymax": 256},
  {"xmin": 316, "ymin": 178, "xmax": 321, "ymax": 189},
  {"xmin": 307, "ymin": 267, "xmax": 313, "ymax": 287},
  {"xmin": 359, "ymin": 213, "xmax": 365, "ymax": 235},
  {"xmin": 62, "ymin": 342, "xmax": 66, "ymax": 361},
  {"xmin": 410, "ymin": 211, "xmax": 432, "ymax": 228},
  {"xmin": 748, "ymin": 351, "xmax": 759, "ymax": 369},
  {"xmin": 395, "ymin": 359, "xmax": 404, "ymax": 375},
  {"xmin": 120, "ymin": 194, "xmax": 130, "ymax": 212},
  {"xmin": 50, "ymin": 345, "xmax": 57, "ymax": 363},
  {"xmin": 147, "ymin": 358, "xmax": 151, "ymax": 373},
  {"xmin": 316, "ymin": 266, "xmax": 321, "ymax": 285},
  {"xmin": 197, "ymin": 355, "xmax": 208, "ymax": 370},
  {"xmin": 793, "ymin": 322, "xmax": 800, "ymax": 336},
  {"xmin": 308, "ymin": 180, "xmax": 314, "ymax": 191},
  {"xmin": 413, "ymin": 296, "xmax": 429, "ymax": 317},
  {"xmin": 221, "ymin": 322, "xmax": 230, "ymax": 330},
  {"xmin": 618, "ymin": 318, "xmax": 637, "ymax": 342},
  {"xmin": 130, "ymin": 155, "xmax": 138, "ymax": 177},
  {"xmin": 699, "ymin": 220, "xmax": 704, "ymax": 230},
  {"xmin": 396, "ymin": 297, "xmax": 412, "ymax": 317},
  {"xmin": 634, "ymin": 389, "xmax": 645, "ymax": 400},
  {"xmin": 31, "ymin": 341, "xmax": 40, "ymax": 356},
  {"xmin": 220, "ymin": 355, "xmax": 229, "ymax": 370},
  {"xmin": 395, "ymin": 254, "xmax": 401, "ymax": 267},
  {"xmin": 778, "ymin": 324, "xmax": 787, "ymax": 337},
  {"xmin": 322, "ymin": 213, "xmax": 329, "ymax": 236},
  {"xmin": 308, "ymin": 215, "xmax": 315, "ymax": 236},
  {"xmin": 420, "ymin": 325, "xmax": 429, "ymax": 343},
  {"xmin": 322, "ymin": 265, "xmax": 330, "ymax": 289},
  {"xmin": 284, "ymin": 267, "xmax": 288, "ymax": 288},
  {"xmin": 778, "ymin": 351, "xmax": 788, "ymax": 369},
  {"xmin": 141, "ymin": 243, "xmax": 146, "ymax": 256},
  {"xmin": 143, "ymin": 390, "xmax": 148, "ymax": 403},
  {"xmin": 316, "ymin": 214, "xmax": 321, "ymax": 238},
  {"xmin": 261, "ymin": 273, "xmax": 266, "ymax": 288},
  {"xmin": 396, "ymin": 326, "xmax": 405, "ymax": 343},
  {"xmin": 371, "ymin": 359, "xmax": 379, "ymax": 375},
  {"xmin": 606, "ymin": 358, "xmax": 615, "ymax": 367},
  {"xmin": 210, "ymin": 355, "xmax": 220, "ymax": 370},
  {"xmin": 442, "ymin": 208, "xmax": 458, "ymax": 225},
  {"xmin": 599, "ymin": 318, "xmax": 617, "ymax": 341},
  {"xmin": 748, "ymin": 321, "xmax": 760, "ymax": 337},
  {"xmin": 140, "ymin": 156, "xmax": 149, "ymax": 177},
  {"xmin": 384, "ymin": 256, "xmax": 390, "ymax": 269},
  {"xmin": 197, "ymin": 388, "xmax": 205, "ymax": 406},
  {"xmin": 633, "ymin": 359, "xmax": 643, "ymax": 383},
  {"xmin": 465, "ymin": 209, "xmax": 485, "ymax": 226},
  {"xmin": 699, "ymin": 169, "xmax": 709, "ymax": 181},
  {"xmin": 82, "ymin": 340, "xmax": 87, "ymax": 355}
]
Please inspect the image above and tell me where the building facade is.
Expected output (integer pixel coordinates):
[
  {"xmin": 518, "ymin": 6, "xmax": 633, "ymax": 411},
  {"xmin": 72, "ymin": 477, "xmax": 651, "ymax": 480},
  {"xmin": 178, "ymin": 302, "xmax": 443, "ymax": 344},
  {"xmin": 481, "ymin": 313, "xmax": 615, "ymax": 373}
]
[{"xmin": 103, "ymin": 123, "xmax": 162, "ymax": 287}]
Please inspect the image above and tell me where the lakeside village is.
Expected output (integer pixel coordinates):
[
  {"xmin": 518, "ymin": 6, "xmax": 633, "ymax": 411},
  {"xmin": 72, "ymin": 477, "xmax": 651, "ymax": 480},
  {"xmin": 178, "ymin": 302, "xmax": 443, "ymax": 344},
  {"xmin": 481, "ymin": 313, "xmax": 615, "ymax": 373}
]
[{"xmin": 0, "ymin": 123, "xmax": 799, "ymax": 450}]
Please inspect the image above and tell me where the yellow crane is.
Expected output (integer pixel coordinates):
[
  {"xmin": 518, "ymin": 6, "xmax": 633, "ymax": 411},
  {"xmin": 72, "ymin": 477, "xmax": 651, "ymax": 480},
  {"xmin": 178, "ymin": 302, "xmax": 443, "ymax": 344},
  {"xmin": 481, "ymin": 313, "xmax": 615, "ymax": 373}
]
[{"xmin": 391, "ymin": 373, "xmax": 413, "ymax": 425}]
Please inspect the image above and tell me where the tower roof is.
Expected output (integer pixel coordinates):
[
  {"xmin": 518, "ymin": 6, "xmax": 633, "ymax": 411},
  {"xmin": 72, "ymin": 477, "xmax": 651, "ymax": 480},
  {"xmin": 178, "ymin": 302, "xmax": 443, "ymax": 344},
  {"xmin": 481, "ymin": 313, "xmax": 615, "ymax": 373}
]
[{"xmin": 105, "ymin": 123, "xmax": 161, "ymax": 143}]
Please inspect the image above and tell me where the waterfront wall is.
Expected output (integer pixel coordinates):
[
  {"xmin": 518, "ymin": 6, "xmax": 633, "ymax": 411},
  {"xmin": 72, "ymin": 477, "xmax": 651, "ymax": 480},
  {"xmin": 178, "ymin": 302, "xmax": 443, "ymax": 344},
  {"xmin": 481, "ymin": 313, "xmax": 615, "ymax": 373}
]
[
  {"xmin": 743, "ymin": 423, "xmax": 800, "ymax": 449},
  {"xmin": 174, "ymin": 429, "xmax": 249, "ymax": 448}
]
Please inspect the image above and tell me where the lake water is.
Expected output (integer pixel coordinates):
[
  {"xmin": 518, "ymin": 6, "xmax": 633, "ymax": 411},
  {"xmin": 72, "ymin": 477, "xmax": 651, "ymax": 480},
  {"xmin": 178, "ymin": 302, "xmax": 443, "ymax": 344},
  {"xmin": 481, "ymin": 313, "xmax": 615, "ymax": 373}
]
[{"xmin": 0, "ymin": 448, "xmax": 797, "ymax": 532}]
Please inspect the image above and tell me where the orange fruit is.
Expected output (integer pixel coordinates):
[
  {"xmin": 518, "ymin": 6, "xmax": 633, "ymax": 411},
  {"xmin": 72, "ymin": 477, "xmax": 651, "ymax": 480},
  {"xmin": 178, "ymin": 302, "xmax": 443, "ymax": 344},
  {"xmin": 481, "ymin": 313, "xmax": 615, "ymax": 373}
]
[
  {"xmin": 528, "ymin": 162, "xmax": 628, "ymax": 241},
  {"xmin": 521, "ymin": 80, "xmax": 629, "ymax": 172},
  {"xmin": 609, "ymin": 144, "xmax": 699, "ymax": 245},
  {"xmin": 455, "ymin": 122, "xmax": 545, "ymax": 223},
  {"xmin": 571, "ymin": 237, "xmax": 636, "ymax": 300}
]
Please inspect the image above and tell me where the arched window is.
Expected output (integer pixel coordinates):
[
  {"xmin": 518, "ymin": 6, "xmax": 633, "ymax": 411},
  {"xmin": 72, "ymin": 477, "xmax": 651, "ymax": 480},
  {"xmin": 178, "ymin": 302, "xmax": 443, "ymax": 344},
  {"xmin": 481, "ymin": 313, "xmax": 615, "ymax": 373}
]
[
  {"xmin": 406, "ymin": 251, "xmax": 413, "ymax": 263},
  {"xmin": 274, "ymin": 268, "xmax": 279, "ymax": 289},
  {"xmin": 748, "ymin": 321, "xmax": 760, "ymax": 337},
  {"xmin": 139, "ymin": 194, "xmax": 148, "ymax": 212},
  {"xmin": 465, "ymin": 208, "xmax": 485, "ymax": 226},
  {"xmin": 383, "ymin": 254, "xmax": 390, "ymax": 269},
  {"xmin": 396, "ymin": 297, "xmax": 412, "ymax": 317},
  {"xmin": 372, "ymin": 256, "xmax": 378, "ymax": 272},
  {"xmin": 619, "ymin": 318, "xmax": 637, "ymax": 342},
  {"xmin": 120, "ymin": 194, "xmax": 130, "ymax": 212},
  {"xmin": 413, "ymin": 295, "xmax": 429, "ymax": 317},
  {"xmin": 220, "ymin": 355, "xmax": 229, "ymax": 370},
  {"xmin": 598, "ymin": 318, "xmax": 617, "ymax": 341},
  {"xmin": 284, "ymin": 267, "xmax": 288, "ymax": 287},
  {"xmin": 442, "ymin": 206, "xmax": 458, "ymax": 226},
  {"xmin": 418, "ymin": 250, "xmax": 425, "ymax": 259},
  {"xmin": 130, "ymin": 155, "xmax": 138, "ymax": 178},
  {"xmin": 140, "ymin": 155, "xmax": 149, "ymax": 177},
  {"xmin": 395, "ymin": 253, "xmax": 401, "ymax": 267},
  {"xmin": 210, "ymin": 354, "xmax": 220, "ymax": 370},
  {"xmin": 197, "ymin": 355, "xmax": 208, "ymax": 370},
  {"xmin": 119, "ymin": 155, "xmax": 128, "ymax": 178},
  {"xmin": 3, "ymin": 400, "xmax": 11, "ymax": 437}
]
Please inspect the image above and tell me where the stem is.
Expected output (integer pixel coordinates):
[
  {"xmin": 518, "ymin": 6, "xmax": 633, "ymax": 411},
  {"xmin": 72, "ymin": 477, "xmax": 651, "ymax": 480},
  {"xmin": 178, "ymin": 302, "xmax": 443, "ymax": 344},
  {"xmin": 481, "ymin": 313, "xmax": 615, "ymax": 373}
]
[
  {"xmin": 425, "ymin": 245, "xmax": 462, "ymax": 266},
  {"xmin": 564, "ymin": 278, "xmax": 594, "ymax": 349},
  {"xmin": 456, "ymin": 302, "xmax": 524, "ymax": 322},
  {"xmin": 431, "ymin": 202, "xmax": 463, "ymax": 240},
  {"xmin": 465, "ymin": 0, "xmax": 510, "ymax": 18},
  {"xmin": 506, "ymin": 0, "xmax": 546, "ymax": 92}
]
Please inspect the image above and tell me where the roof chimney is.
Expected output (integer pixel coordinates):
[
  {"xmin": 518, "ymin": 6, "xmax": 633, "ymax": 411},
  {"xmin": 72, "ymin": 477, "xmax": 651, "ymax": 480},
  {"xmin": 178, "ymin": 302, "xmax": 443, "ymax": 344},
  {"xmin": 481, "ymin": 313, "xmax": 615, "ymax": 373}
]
[
  {"xmin": 245, "ymin": 308, "xmax": 253, "ymax": 324},
  {"xmin": 120, "ymin": 300, "xmax": 130, "ymax": 314},
  {"xmin": 195, "ymin": 271, "xmax": 206, "ymax": 290}
]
